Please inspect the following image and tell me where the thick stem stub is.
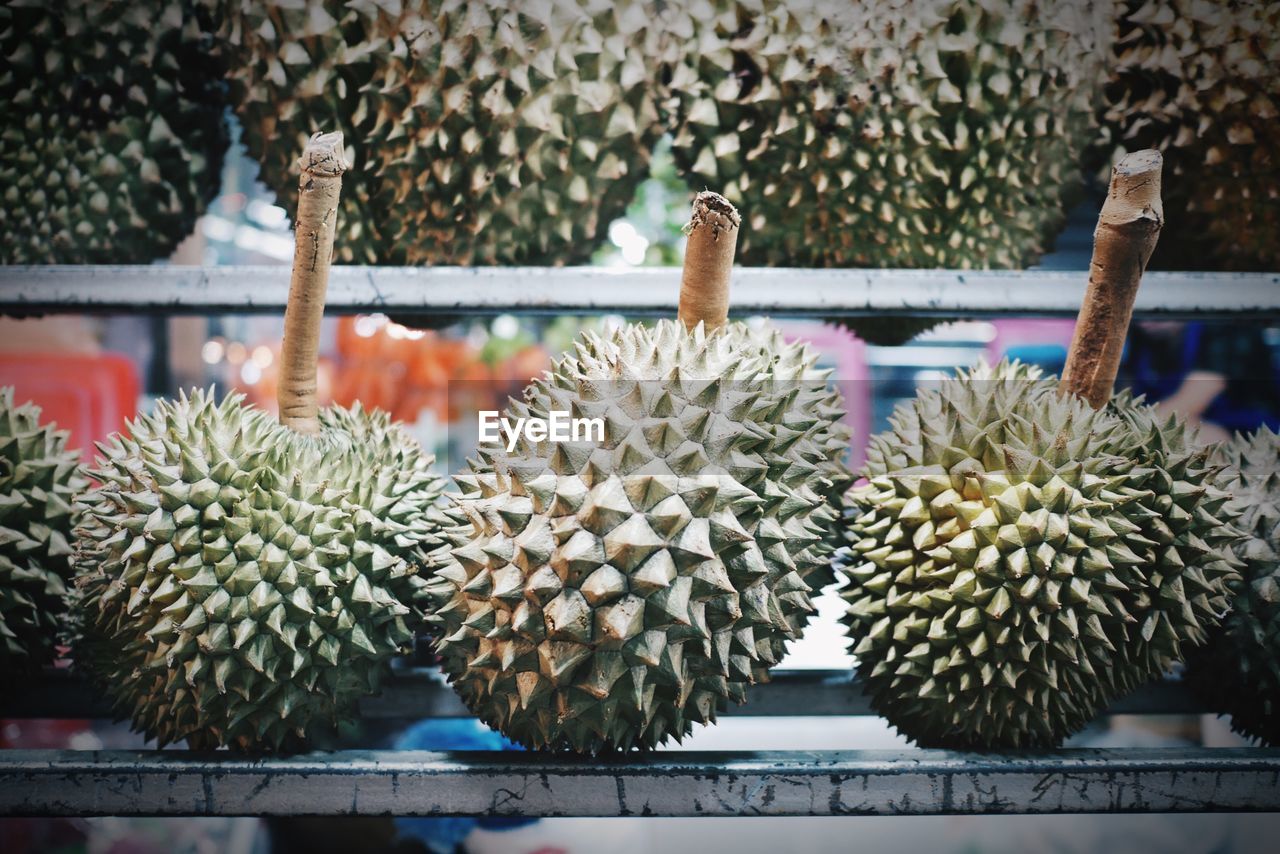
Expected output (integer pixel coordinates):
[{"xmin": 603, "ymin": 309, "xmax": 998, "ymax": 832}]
[
  {"xmin": 677, "ymin": 191, "xmax": 741, "ymax": 333},
  {"xmin": 278, "ymin": 131, "xmax": 347, "ymax": 434},
  {"xmin": 1060, "ymin": 149, "xmax": 1163, "ymax": 409}
]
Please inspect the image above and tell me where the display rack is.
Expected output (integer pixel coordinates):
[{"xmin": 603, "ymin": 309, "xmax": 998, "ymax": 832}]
[{"xmin": 2, "ymin": 264, "xmax": 1279, "ymax": 817}]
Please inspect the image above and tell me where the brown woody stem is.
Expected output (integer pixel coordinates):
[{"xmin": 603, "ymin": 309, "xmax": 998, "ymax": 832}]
[
  {"xmin": 1060, "ymin": 149, "xmax": 1164, "ymax": 409},
  {"xmin": 278, "ymin": 131, "xmax": 346, "ymax": 434},
  {"xmin": 677, "ymin": 191, "xmax": 741, "ymax": 332}
]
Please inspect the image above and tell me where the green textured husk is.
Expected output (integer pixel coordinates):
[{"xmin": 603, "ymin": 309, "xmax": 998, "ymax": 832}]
[
  {"xmin": 1185, "ymin": 427, "xmax": 1280, "ymax": 746},
  {"xmin": 1098, "ymin": 0, "xmax": 1280, "ymax": 271},
  {"xmin": 220, "ymin": 0, "xmax": 664, "ymax": 265},
  {"xmin": 0, "ymin": 0, "xmax": 227, "ymax": 263},
  {"xmin": 0, "ymin": 388, "xmax": 85, "ymax": 676},
  {"xmin": 73, "ymin": 390, "xmax": 451, "ymax": 752},
  {"xmin": 840, "ymin": 360, "xmax": 1243, "ymax": 748},
  {"xmin": 426, "ymin": 319, "xmax": 852, "ymax": 752},
  {"xmin": 661, "ymin": 1, "xmax": 1108, "ymax": 264}
]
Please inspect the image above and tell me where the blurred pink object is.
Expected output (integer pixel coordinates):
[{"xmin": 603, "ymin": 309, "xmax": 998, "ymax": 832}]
[
  {"xmin": 986, "ymin": 319, "xmax": 1075, "ymax": 366},
  {"xmin": 782, "ymin": 321, "xmax": 869, "ymax": 470}
]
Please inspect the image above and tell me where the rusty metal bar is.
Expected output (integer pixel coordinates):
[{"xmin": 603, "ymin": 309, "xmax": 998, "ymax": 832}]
[
  {"xmin": 1, "ymin": 669, "xmax": 1206, "ymax": 720},
  {"xmin": 1, "ymin": 748, "xmax": 1277, "ymax": 816},
  {"xmin": 1, "ymin": 266, "xmax": 1277, "ymax": 318}
]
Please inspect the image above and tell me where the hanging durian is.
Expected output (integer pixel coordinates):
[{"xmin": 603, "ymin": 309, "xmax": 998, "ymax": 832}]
[
  {"xmin": 0, "ymin": 390, "xmax": 86, "ymax": 676},
  {"xmin": 426, "ymin": 191, "xmax": 853, "ymax": 752},
  {"xmin": 660, "ymin": 0, "xmax": 1111, "ymax": 344},
  {"xmin": 73, "ymin": 133, "xmax": 451, "ymax": 752},
  {"xmin": 220, "ymin": 0, "xmax": 663, "ymax": 268},
  {"xmin": 1185, "ymin": 428, "xmax": 1280, "ymax": 746},
  {"xmin": 0, "ymin": 0, "xmax": 227, "ymax": 263},
  {"xmin": 1099, "ymin": 0, "xmax": 1279, "ymax": 271},
  {"xmin": 839, "ymin": 150, "xmax": 1245, "ymax": 748}
]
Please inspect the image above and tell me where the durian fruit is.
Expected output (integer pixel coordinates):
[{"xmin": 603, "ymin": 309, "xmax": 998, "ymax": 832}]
[
  {"xmin": 426, "ymin": 192, "xmax": 853, "ymax": 752},
  {"xmin": 1185, "ymin": 428, "xmax": 1280, "ymax": 746},
  {"xmin": 659, "ymin": 0, "xmax": 1111, "ymax": 344},
  {"xmin": 0, "ymin": 389, "xmax": 86, "ymax": 676},
  {"xmin": 1099, "ymin": 0, "xmax": 1279, "ymax": 270},
  {"xmin": 840, "ymin": 151, "xmax": 1245, "ymax": 748},
  {"xmin": 221, "ymin": 0, "xmax": 664, "ymax": 266},
  {"xmin": 0, "ymin": 0, "xmax": 228, "ymax": 263},
  {"xmin": 841, "ymin": 361, "xmax": 1242, "ymax": 746},
  {"xmin": 72, "ymin": 133, "xmax": 451, "ymax": 751}
]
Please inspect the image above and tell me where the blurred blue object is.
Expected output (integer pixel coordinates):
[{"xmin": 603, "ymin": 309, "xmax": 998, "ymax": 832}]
[
  {"xmin": 392, "ymin": 719, "xmax": 536, "ymax": 853},
  {"xmin": 1004, "ymin": 343, "xmax": 1068, "ymax": 375}
]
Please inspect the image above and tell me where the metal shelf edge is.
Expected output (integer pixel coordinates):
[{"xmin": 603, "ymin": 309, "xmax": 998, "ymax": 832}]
[
  {"xmin": 2, "ymin": 747, "xmax": 1277, "ymax": 816},
  {"xmin": 2, "ymin": 266, "xmax": 1278, "ymax": 317}
]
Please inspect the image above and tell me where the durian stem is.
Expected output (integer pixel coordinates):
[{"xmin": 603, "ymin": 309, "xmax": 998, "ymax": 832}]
[
  {"xmin": 678, "ymin": 191, "xmax": 741, "ymax": 332},
  {"xmin": 1060, "ymin": 149, "xmax": 1163, "ymax": 409},
  {"xmin": 278, "ymin": 131, "xmax": 347, "ymax": 434}
]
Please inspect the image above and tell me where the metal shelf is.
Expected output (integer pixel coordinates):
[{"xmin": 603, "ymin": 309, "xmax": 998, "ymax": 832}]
[
  {"xmin": 2, "ymin": 265, "xmax": 1277, "ymax": 318},
  {"xmin": 2, "ymin": 747, "xmax": 1277, "ymax": 816},
  {"xmin": 0, "ymin": 668, "xmax": 1208, "ymax": 721}
]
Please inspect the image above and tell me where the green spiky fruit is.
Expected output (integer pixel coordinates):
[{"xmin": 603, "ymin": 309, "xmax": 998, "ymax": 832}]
[
  {"xmin": 660, "ymin": 1, "xmax": 1108, "ymax": 344},
  {"xmin": 1, "ymin": 0, "xmax": 227, "ymax": 263},
  {"xmin": 73, "ymin": 390, "xmax": 450, "ymax": 751},
  {"xmin": 427, "ymin": 320, "xmax": 852, "ymax": 751},
  {"xmin": 840, "ymin": 361, "xmax": 1243, "ymax": 748},
  {"xmin": 0, "ymin": 389, "xmax": 85, "ymax": 676},
  {"xmin": 221, "ymin": 0, "xmax": 663, "ymax": 265},
  {"xmin": 663, "ymin": 0, "xmax": 1108, "ymax": 268},
  {"xmin": 1185, "ymin": 428, "xmax": 1280, "ymax": 745},
  {"xmin": 1100, "ymin": 0, "xmax": 1279, "ymax": 270}
]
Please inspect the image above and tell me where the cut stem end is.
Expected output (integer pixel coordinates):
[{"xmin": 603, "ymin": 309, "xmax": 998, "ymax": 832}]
[
  {"xmin": 1060, "ymin": 149, "xmax": 1163, "ymax": 409},
  {"xmin": 677, "ymin": 191, "xmax": 740, "ymax": 333}
]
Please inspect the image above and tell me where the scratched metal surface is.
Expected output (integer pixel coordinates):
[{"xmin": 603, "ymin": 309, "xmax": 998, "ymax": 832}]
[
  {"xmin": 2, "ymin": 668, "xmax": 1206, "ymax": 720},
  {"xmin": 1, "ymin": 266, "xmax": 1277, "ymax": 318},
  {"xmin": 1, "ymin": 749, "xmax": 1277, "ymax": 816}
]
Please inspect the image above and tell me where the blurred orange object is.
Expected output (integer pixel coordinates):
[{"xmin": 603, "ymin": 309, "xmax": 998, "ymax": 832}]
[
  {"xmin": 392, "ymin": 388, "xmax": 442, "ymax": 424},
  {"xmin": 336, "ymin": 315, "xmax": 426, "ymax": 364},
  {"xmin": 335, "ymin": 315, "xmax": 373, "ymax": 360},
  {"xmin": 235, "ymin": 345, "xmax": 336, "ymax": 418},
  {"xmin": 495, "ymin": 344, "xmax": 551, "ymax": 391},
  {"xmin": 0, "ymin": 352, "xmax": 139, "ymax": 453},
  {"xmin": 406, "ymin": 342, "xmax": 451, "ymax": 389},
  {"xmin": 330, "ymin": 317, "xmax": 552, "ymax": 426},
  {"xmin": 332, "ymin": 360, "xmax": 402, "ymax": 414}
]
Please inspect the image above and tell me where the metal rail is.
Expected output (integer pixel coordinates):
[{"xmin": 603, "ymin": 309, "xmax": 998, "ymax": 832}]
[
  {"xmin": 2, "ymin": 266, "xmax": 1278, "ymax": 318},
  {"xmin": 2, "ymin": 748, "xmax": 1277, "ymax": 817},
  {"xmin": 1, "ymin": 668, "xmax": 1207, "ymax": 720}
]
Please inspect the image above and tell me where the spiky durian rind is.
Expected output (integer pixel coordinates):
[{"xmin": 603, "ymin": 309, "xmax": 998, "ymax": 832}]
[
  {"xmin": 1185, "ymin": 428, "xmax": 1280, "ymax": 746},
  {"xmin": 840, "ymin": 361, "xmax": 1243, "ymax": 748},
  {"xmin": 0, "ymin": 0, "xmax": 227, "ymax": 264},
  {"xmin": 662, "ymin": 0, "xmax": 1109, "ymax": 269},
  {"xmin": 72, "ymin": 390, "xmax": 449, "ymax": 752},
  {"xmin": 426, "ymin": 319, "xmax": 852, "ymax": 752},
  {"xmin": 221, "ymin": 0, "xmax": 663, "ymax": 265},
  {"xmin": 0, "ymin": 388, "xmax": 86, "ymax": 676},
  {"xmin": 1099, "ymin": 0, "xmax": 1279, "ymax": 270}
]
